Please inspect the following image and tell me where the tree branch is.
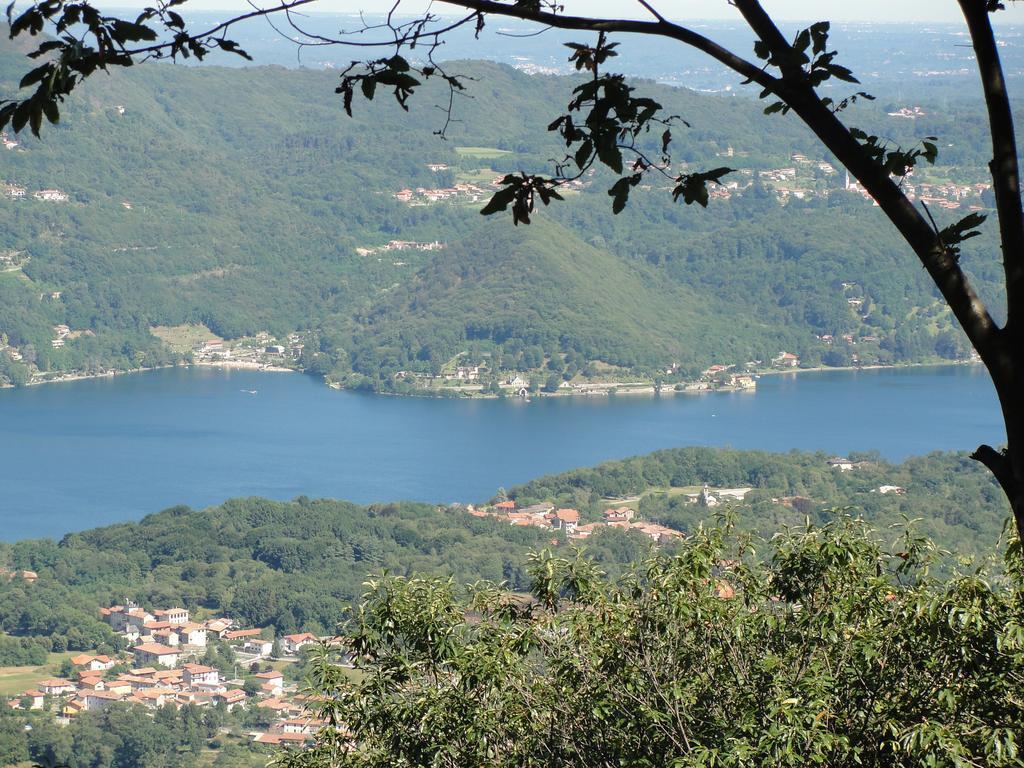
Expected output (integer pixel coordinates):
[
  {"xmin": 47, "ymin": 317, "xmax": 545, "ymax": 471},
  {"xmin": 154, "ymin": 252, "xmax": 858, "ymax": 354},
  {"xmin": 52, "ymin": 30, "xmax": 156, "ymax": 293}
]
[
  {"xmin": 723, "ymin": 0, "xmax": 1004, "ymax": 366},
  {"xmin": 436, "ymin": 0, "xmax": 779, "ymax": 93},
  {"xmin": 958, "ymin": 0, "xmax": 1024, "ymax": 332},
  {"xmin": 971, "ymin": 444, "xmax": 1016, "ymax": 499},
  {"xmin": 730, "ymin": 0, "xmax": 803, "ymax": 80}
]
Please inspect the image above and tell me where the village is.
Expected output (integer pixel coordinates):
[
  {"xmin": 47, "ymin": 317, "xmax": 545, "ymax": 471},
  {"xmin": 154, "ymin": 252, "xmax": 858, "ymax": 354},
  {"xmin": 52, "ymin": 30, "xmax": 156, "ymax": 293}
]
[
  {"xmin": 457, "ymin": 451, "xmax": 906, "ymax": 542},
  {"xmin": 188, "ymin": 330, "xmax": 308, "ymax": 370},
  {"xmin": 389, "ymin": 143, "xmax": 991, "ymax": 213},
  {"xmin": 4, "ymin": 602, "xmax": 329, "ymax": 747},
  {"xmin": 391, "ymin": 349, "xmax": 809, "ymax": 399}
]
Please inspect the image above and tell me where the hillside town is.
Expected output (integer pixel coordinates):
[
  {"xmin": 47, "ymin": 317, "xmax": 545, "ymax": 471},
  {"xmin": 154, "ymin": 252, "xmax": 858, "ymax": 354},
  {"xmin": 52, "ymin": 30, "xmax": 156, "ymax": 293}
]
[
  {"xmin": 5, "ymin": 603, "xmax": 328, "ymax": 746},
  {"xmin": 389, "ymin": 146, "xmax": 992, "ymax": 212}
]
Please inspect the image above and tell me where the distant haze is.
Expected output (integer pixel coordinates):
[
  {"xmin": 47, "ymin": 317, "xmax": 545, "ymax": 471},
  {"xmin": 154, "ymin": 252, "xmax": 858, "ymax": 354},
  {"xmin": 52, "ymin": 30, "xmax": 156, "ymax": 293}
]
[{"xmin": 104, "ymin": 0, "xmax": 1024, "ymax": 23}]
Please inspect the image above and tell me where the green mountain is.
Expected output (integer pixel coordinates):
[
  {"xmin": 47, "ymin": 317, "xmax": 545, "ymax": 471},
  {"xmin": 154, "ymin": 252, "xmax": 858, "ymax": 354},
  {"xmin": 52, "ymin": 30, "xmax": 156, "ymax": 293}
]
[
  {"xmin": 0, "ymin": 39, "xmax": 1002, "ymax": 388},
  {"xmin": 350, "ymin": 216, "xmax": 706, "ymax": 373}
]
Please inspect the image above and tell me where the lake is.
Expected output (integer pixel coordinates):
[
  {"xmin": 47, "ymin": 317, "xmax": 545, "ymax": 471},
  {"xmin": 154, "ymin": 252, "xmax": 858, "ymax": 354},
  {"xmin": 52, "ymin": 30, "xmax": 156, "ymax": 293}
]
[{"xmin": 0, "ymin": 364, "xmax": 1004, "ymax": 541}]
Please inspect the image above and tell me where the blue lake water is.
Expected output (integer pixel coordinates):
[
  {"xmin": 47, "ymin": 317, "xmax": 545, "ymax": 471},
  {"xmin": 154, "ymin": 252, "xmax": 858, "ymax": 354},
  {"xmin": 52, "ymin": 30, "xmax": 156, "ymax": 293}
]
[{"xmin": 0, "ymin": 364, "xmax": 1005, "ymax": 541}]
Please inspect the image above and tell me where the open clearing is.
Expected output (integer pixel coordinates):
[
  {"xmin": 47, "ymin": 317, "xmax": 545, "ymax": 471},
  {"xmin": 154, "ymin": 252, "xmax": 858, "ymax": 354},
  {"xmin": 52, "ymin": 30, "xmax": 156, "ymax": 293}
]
[
  {"xmin": 151, "ymin": 323, "xmax": 218, "ymax": 353},
  {"xmin": 455, "ymin": 146, "xmax": 512, "ymax": 158},
  {"xmin": 0, "ymin": 651, "xmax": 76, "ymax": 696}
]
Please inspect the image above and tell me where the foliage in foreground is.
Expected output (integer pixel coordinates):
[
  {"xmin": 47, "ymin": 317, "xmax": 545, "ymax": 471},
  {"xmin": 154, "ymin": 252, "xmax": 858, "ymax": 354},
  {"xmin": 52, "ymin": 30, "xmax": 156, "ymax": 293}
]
[{"xmin": 284, "ymin": 516, "xmax": 1024, "ymax": 768}]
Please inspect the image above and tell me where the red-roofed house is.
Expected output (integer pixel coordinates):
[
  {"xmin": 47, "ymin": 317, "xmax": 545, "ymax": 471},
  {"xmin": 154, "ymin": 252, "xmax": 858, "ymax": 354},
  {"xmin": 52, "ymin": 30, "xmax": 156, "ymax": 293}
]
[
  {"xmin": 546, "ymin": 508, "xmax": 580, "ymax": 534},
  {"xmin": 572, "ymin": 523, "xmax": 602, "ymax": 539},
  {"xmin": 82, "ymin": 690, "xmax": 125, "ymax": 711},
  {"xmin": 38, "ymin": 679, "xmax": 76, "ymax": 696},
  {"xmin": 132, "ymin": 643, "xmax": 181, "ymax": 668},
  {"xmin": 602, "ymin": 507, "xmax": 635, "ymax": 523},
  {"xmin": 224, "ymin": 628, "xmax": 263, "ymax": 642},
  {"xmin": 21, "ymin": 690, "xmax": 45, "ymax": 710},
  {"xmin": 214, "ymin": 689, "xmax": 247, "ymax": 710},
  {"xmin": 204, "ymin": 618, "xmax": 234, "ymax": 638},
  {"xmin": 254, "ymin": 670, "xmax": 284, "ymax": 695},
  {"xmin": 182, "ymin": 663, "xmax": 220, "ymax": 687},
  {"xmin": 280, "ymin": 633, "xmax": 317, "ymax": 654}
]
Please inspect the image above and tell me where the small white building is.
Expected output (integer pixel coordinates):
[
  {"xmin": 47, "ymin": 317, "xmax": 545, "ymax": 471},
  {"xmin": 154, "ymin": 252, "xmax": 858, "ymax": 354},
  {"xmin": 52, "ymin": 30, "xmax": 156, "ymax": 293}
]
[{"xmin": 33, "ymin": 189, "xmax": 68, "ymax": 202}]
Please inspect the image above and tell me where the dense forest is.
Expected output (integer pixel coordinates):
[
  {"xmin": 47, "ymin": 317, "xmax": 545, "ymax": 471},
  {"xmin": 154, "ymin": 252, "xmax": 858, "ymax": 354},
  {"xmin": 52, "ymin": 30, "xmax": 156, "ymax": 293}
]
[{"xmin": 0, "ymin": 33, "xmax": 1003, "ymax": 390}]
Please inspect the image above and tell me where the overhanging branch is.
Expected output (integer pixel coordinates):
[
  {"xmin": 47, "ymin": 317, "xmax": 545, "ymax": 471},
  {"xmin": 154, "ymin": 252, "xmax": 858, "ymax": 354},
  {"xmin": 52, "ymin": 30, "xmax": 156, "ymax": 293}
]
[
  {"xmin": 958, "ymin": 0, "xmax": 1024, "ymax": 331},
  {"xmin": 435, "ymin": 0, "xmax": 779, "ymax": 92}
]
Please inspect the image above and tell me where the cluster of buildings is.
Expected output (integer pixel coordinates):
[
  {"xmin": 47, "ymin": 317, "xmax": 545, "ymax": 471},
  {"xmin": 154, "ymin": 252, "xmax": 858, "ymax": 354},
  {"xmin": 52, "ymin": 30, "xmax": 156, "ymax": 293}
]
[
  {"xmin": 393, "ymin": 182, "xmax": 491, "ymax": 205},
  {"xmin": 51, "ymin": 324, "xmax": 71, "ymax": 349},
  {"xmin": 8, "ymin": 602, "xmax": 326, "ymax": 744},
  {"xmin": 465, "ymin": 501, "xmax": 684, "ymax": 544},
  {"xmin": 354, "ymin": 240, "xmax": 444, "ymax": 257},
  {"xmin": 18, "ymin": 660, "xmax": 253, "ymax": 719},
  {"xmin": 1, "ymin": 181, "xmax": 69, "ymax": 201},
  {"xmin": 192, "ymin": 332, "xmax": 305, "ymax": 365}
]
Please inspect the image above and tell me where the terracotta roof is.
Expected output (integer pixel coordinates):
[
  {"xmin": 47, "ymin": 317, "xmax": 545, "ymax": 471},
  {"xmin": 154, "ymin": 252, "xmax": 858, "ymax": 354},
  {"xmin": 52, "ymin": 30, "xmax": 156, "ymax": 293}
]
[
  {"xmin": 133, "ymin": 643, "xmax": 179, "ymax": 655},
  {"xmin": 224, "ymin": 628, "xmax": 263, "ymax": 640},
  {"xmin": 555, "ymin": 508, "xmax": 580, "ymax": 522},
  {"xmin": 282, "ymin": 632, "xmax": 317, "ymax": 643},
  {"xmin": 86, "ymin": 690, "xmax": 123, "ymax": 700},
  {"xmin": 254, "ymin": 671, "xmax": 284, "ymax": 680}
]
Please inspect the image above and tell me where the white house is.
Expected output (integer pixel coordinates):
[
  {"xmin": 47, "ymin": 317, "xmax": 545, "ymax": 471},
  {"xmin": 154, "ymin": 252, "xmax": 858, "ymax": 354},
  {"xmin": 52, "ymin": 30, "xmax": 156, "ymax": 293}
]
[
  {"xmin": 182, "ymin": 663, "xmax": 220, "ymax": 687},
  {"xmin": 178, "ymin": 623, "xmax": 208, "ymax": 647},
  {"xmin": 153, "ymin": 607, "xmax": 189, "ymax": 625},
  {"xmin": 33, "ymin": 189, "xmax": 68, "ymax": 202},
  {"xmin": 243, "ymin": 639, "xmax": 274, "ymax": 657},
  {"xmin": 37, "ymin": 679, "xmax": 76, "ymax": 696},
  {"xmin": 82, "ymin": 690, "xmax": 123, "ymax": 711},
  {"xmin": 253, "ymin": 670, "xmax": 284, "ymax": 695},
  {"xmin": 280, "ymin": 632, "xmax": 318, "ymax": 654},
  {"xmin": 132, "ymin": 643, "xmax": 181, "ymax": 668},
  {"xmin": 827, "ymin": 457, "xmax": 855, "ymax": 472}
]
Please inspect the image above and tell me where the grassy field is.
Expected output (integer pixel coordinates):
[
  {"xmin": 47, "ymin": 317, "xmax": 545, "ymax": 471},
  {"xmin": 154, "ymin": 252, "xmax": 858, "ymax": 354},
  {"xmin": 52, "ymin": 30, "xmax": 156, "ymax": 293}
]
[
  {"xmin": 455, "ymin": 146, "xmax": 513, "ymax": 158},
  {"xmin": 602, "ymin": 486, "xmax": 707, "ymax": 507},
  {"xmin": 0, "ymin": 651, "xmax": 76, "ymax": 696},
  {"xmin": 150, "ymin": 323, "xmax": 217, "ymax": 353},
  {"xmin": 455, "ymin": 168, "xmax": 502, "ymax": 184}
]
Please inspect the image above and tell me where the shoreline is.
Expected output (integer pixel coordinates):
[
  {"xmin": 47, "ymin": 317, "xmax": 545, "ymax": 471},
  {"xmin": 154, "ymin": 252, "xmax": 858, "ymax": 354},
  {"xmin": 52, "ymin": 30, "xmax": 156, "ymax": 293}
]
[
  {"xmin": 3, "ymin": 357, "xmax": 982, "ymax": 395},
  {"xmin": 2, "ymin": 360, "xmax": 298, "ymax": 389},
  {"xmin": 347, "ymin": 359, "xmax": 985, "ymax": 400}
]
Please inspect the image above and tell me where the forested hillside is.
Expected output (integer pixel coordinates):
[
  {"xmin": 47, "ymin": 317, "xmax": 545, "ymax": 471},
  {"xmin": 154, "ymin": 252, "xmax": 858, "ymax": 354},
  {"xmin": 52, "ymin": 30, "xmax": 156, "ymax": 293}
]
[
  {"xmin": 0, "ymin": 448, "xmax": 1008, "ymax": 657},
  {"xmin": 0, "ymin": 34, "xmax": 1004, "ymax": 389}
]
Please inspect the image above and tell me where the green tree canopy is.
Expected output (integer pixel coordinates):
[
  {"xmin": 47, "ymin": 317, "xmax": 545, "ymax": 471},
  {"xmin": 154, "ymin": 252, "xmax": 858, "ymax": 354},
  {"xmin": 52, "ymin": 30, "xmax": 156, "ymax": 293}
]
[{"xmin": 280, "ymin": 516, "xmax": 1024, "ymax": 768}]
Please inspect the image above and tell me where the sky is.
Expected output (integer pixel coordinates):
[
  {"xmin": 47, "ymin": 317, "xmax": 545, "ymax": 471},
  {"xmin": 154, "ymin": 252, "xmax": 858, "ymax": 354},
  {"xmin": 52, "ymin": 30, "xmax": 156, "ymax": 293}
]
[{"xmin": 156, "ymin": 0, "xmax": 1024, "ymax": 23}]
